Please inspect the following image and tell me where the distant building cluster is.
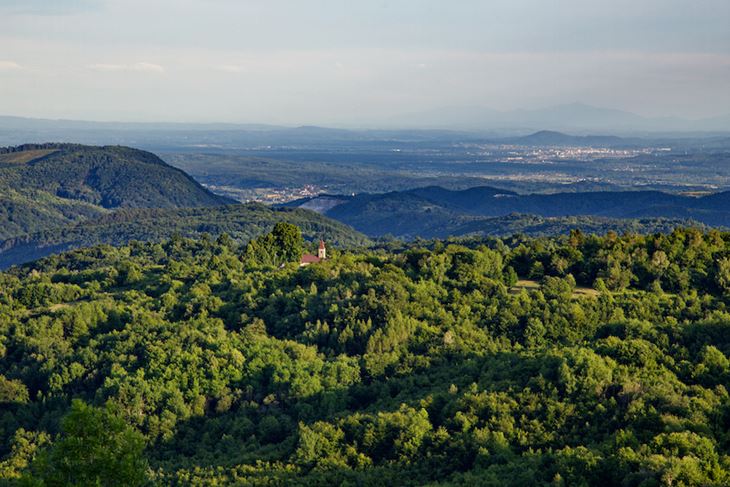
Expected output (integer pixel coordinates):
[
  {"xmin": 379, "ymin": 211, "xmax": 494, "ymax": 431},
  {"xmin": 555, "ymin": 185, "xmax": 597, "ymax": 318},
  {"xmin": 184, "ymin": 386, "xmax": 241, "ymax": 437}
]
[{"xmin": 203, "ymin": 184, "xmax": 323, "ymax": 204}]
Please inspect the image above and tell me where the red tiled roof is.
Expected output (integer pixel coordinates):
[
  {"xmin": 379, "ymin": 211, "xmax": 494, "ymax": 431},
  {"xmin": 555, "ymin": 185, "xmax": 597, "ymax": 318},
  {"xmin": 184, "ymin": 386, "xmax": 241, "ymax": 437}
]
[{"xmin": 300, "ymin": 254, "xmax": 321, "ymax": 264}]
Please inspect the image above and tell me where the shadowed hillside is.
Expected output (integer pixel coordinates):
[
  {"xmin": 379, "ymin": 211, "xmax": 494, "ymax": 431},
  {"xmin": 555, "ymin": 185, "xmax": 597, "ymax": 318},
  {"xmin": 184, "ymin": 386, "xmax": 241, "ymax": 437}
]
[
  {"xmin": 0, "ymin": 143, "xmax": 234, "ymax": 240},
  {"xmin": 294, "ymin": 185, "xmax": 730, "ymax": 238}
]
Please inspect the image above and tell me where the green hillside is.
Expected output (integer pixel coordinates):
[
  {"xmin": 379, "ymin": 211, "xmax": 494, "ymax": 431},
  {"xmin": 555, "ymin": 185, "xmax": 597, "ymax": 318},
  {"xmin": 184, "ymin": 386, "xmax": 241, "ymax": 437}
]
[
  {"xmin": 0, "ymin": 144, "xmax": 233, "ymax": 240},
  {"xmin": 0, "ymin": 187, "xmax": 109, "ymax": 240},
  {"xmin": 0, "ymin": 203, "xmax": 370, "ymax": 268},
  {"xmin": 1, "ymin": 227, "xmax": 730, "ymax": 485}
]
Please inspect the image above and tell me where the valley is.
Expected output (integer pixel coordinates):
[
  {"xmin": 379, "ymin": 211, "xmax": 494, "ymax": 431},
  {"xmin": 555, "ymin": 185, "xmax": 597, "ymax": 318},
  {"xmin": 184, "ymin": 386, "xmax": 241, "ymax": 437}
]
[{"xmin": 160, "ymin": 131, "xmax": 730, "ymax": 200}]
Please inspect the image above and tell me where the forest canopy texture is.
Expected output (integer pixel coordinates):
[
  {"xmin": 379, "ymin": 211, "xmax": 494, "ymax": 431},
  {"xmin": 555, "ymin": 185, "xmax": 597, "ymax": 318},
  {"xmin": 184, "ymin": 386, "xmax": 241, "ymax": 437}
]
[{"xmin": 1, "ymin": 226, "xmax": 730, "ymax": 485}]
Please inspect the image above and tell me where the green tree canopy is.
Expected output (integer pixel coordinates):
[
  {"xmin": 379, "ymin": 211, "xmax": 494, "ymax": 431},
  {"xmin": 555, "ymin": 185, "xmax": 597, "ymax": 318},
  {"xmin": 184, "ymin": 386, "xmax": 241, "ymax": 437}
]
[{"xmin": 26, "ymin": 400, "xmax": 148, "ymax": 487}]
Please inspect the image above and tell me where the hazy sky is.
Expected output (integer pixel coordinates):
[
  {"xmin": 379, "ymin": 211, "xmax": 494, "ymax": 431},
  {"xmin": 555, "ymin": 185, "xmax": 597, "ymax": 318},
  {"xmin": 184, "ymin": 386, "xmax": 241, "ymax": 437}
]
[{"xmin": 1, "ymin": 0, "xmax": 728, "ymax": 124}]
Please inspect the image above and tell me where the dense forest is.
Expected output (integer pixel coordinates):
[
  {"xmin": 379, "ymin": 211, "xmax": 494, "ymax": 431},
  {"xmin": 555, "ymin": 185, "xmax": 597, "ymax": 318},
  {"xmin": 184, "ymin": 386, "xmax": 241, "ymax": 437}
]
[{"xmin": 1, "ymin": 225, "xmax": 729, "ymax": 485}]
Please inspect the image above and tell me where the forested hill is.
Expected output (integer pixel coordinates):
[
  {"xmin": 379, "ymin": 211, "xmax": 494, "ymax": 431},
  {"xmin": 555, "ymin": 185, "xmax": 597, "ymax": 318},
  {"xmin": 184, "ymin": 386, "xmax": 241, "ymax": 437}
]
[
  {"xmin": 0, "ymin": 203, "xmax": 370, "ymax": 269},
  {"xmin": 1, "ymin": 226, "xmax": 730, "ymax": 485},
  {"xmin": 0, "ymin": 143, "xmax": 234, "ymax": 240},
  {"xmin": 295, "ymin": 185, "xmax": 730, "ymax": 238}
]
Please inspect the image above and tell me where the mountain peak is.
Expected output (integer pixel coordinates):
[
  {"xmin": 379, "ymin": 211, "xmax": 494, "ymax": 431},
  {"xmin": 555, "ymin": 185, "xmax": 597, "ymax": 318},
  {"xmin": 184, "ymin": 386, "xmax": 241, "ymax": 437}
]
[{"xmin": 512, "ymin": 130, "xmax": 625, "ymax": 146}]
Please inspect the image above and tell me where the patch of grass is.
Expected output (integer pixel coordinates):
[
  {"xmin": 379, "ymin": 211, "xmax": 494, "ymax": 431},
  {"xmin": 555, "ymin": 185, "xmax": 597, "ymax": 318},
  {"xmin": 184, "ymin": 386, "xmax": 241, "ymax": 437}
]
[
  {"xmin": 0, "ymin": 149, "xmax": 58, "ymax": 164},
  {"xmin": 510, "ymin": 279, "xmax": 600, "ymax": 298}
]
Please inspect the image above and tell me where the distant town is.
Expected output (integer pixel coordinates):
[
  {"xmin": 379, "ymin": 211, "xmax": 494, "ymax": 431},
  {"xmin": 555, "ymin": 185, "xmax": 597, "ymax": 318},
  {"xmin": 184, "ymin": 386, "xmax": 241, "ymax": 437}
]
[{"xmin": 203, "ymin": 183, "xmax": 325, "ymax": 204}]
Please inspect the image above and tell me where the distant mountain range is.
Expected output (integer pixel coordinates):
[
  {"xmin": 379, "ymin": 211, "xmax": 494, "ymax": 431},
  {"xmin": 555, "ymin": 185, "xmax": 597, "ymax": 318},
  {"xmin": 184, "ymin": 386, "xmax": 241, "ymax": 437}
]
[
  {"xmin": 505, "ymin": 130, "xmax": 629, "ymax": 147},
  {"xmin": 289, "ymin": 185, "xmax": 730, "ymax": 239},
  {"xmin": 0, "ymin": 115, "xmax": 487, "ymax": 149},
  {"xmin": 1, "ymin": 104, "xmax": 728, "ymax": 150},
  {"xmin": 384, "ymin": 103, "xmax": 730, "ymax": 133}
]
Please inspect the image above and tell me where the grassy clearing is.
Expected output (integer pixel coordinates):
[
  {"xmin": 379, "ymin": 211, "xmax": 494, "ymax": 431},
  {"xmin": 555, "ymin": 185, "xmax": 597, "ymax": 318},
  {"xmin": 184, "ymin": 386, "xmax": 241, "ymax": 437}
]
[
  {"xmin": 0, "ymin": 149, "xmax": 58, "ymax": 164},
  {"xmin": 510, "ymin": 279, "xmax": 600, "ymax": 298},
  {"xmin": 48, "ymin": 303, "xmax": 71, "ymax": 312}
]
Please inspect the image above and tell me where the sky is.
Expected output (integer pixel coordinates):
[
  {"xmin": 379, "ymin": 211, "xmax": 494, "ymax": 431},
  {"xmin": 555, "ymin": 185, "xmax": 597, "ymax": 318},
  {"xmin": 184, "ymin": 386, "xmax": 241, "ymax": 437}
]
[{"xmin": 0, "ymin": 0, "xmax": 729, "ymax": 125}]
